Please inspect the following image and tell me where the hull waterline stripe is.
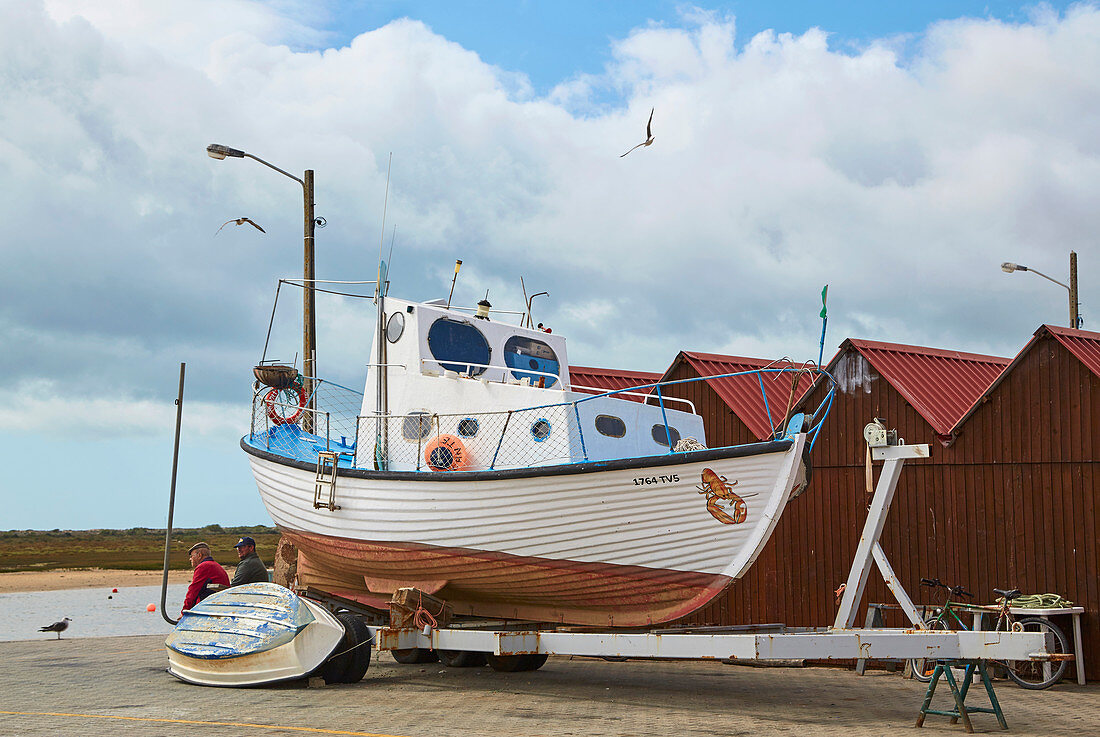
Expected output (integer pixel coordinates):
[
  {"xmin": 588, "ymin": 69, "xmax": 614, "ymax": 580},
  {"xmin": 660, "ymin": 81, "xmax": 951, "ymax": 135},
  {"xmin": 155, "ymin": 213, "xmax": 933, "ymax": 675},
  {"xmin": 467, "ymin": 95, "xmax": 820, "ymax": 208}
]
[{"xmin": 0, "ymin": 711, "xmax": 412, "ymax": 737}]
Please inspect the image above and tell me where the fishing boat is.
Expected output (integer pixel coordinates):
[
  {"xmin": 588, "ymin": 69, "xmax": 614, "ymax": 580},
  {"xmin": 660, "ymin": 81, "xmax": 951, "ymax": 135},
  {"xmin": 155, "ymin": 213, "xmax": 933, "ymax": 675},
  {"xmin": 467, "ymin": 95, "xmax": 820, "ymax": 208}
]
[
  {"xmin": 242, "ymin": 289, "xmax": 833, "ymax": 627},
  {"xmin": 165, "ymin": 582, "xmax": 369, "ymax": 686}
]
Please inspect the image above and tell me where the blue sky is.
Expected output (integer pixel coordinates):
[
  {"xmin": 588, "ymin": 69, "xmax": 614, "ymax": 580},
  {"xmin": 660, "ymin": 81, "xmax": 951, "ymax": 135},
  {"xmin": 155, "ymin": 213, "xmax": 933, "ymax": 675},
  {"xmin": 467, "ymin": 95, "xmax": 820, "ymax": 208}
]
[
  {"xmin": 321, "ymin": 1, "xmax": 1069, "ymax": 92},
  {"xmin": 1, "ymin": 0, "xmax": 1097, "ymax": 530}
]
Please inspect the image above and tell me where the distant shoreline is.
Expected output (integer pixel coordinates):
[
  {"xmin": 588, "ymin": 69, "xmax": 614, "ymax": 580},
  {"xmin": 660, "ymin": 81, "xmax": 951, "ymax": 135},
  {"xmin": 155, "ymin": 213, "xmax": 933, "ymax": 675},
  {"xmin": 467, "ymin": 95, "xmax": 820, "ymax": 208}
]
[{"xmin": 0, "ymin": 568, "xmax": 218, "ymax": 594}]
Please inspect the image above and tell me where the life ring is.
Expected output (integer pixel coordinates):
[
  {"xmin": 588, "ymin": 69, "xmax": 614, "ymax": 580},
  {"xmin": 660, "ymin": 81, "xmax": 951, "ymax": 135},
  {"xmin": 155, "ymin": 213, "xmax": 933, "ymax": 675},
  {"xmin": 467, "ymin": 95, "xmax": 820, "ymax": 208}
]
[
  {"xmin": 424, "ymin": 434, "xmax": 469, "ymax": 471},
  {"xmin": 264, "ymin": 383, "xmax": 308, "ymax": 425}
]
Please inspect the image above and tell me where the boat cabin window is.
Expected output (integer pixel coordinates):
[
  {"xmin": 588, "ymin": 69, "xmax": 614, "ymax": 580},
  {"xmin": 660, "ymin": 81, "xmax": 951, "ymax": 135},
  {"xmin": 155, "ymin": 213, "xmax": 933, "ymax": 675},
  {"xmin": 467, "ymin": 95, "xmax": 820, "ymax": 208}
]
[
  {"xmin": 427, "ymin": 318, "xmax": 490, "ymax": 376},
  {"xmin": 503, "ymin": 336, "xmax": 559, "ymax": 388},
  {"xmin": 458, "ymin": 417, "xmax": 479, "ymax": 438},
  {"xmin": 402, "ymin": 412, "xmax": 433, "ymax": 441},
  {"xmin": 530, "ymin": 418, "xmax": 552, "ymax": 442},
  {"xmin": 651, "ymin": 424, "xmax": 681, "ymax": 447},
  {"xmin": 595, "ymin": 414, "xmax": 626, "ymax": 438},
  {"xmin": 386, "ymin": 312, "xmax": 405, "ymax": 343}
]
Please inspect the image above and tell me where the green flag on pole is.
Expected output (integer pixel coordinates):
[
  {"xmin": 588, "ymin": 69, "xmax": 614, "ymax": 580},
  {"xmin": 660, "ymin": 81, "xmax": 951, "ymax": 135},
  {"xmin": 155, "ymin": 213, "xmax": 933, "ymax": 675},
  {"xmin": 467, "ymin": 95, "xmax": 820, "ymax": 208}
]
[{"xmin": 819, "ymin": 285, "xmax": 828, "ymax": 319}]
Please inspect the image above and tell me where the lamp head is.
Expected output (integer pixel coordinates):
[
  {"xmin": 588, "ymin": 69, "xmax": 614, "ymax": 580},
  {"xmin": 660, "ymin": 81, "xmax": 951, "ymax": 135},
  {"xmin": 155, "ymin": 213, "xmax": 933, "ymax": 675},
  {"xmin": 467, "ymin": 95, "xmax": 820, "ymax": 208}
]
[
  {"xmin": 207, "ymin": 143, "xmax": 245, "ymax": 160},
  {"xmin": 1001, "ymin": 262, "xmax": 1026, "ymax": 273}
]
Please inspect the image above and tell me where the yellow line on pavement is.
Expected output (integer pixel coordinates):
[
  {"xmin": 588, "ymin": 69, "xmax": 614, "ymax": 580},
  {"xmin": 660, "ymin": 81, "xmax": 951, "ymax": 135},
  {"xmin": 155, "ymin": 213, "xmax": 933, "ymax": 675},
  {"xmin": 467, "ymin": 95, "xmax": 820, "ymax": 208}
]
[{"xmin": 0, "ymin": 711, "xmax": 412, "ymax": 737}]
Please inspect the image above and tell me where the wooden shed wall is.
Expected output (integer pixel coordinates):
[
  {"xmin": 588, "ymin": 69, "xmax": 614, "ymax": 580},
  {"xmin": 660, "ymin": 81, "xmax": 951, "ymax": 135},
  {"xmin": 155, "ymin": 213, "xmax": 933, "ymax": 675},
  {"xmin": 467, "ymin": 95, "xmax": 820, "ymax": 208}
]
[{"xmin": 673, "ymin": 342, "xmax": 1099, "ymax": 680}]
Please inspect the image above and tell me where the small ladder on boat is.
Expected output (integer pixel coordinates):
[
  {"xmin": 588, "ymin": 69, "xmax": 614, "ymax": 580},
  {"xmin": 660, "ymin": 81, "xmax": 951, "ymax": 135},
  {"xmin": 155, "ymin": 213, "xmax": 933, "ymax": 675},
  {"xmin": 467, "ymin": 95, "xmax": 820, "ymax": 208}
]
[{"xmin": 314, "ymin": 451, "xmax": 341, "ymax": 511}]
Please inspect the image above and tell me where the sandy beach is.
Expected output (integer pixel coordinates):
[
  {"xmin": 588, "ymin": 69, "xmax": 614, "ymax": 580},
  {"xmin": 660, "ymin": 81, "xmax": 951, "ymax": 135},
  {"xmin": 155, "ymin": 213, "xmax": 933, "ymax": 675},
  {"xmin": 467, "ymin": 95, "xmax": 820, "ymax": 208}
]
[{"xmin": 0, "ymin": 568, "xmax": 221, "ymax": 594}]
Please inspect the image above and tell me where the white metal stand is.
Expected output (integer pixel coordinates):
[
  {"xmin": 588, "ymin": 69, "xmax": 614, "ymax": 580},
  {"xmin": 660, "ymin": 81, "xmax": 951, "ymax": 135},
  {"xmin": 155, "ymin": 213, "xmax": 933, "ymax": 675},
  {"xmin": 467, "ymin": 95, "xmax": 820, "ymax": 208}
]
[{"xmin": 834, "ymin": 443, "xmax": 930, "ymax": 630}]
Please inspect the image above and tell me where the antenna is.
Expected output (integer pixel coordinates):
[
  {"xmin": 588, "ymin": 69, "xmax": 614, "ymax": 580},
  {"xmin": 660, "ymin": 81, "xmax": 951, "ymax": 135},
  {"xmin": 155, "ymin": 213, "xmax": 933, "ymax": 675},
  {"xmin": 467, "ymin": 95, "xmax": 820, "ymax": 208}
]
[
  {"xmin": 376, "ymin": 152, "xmax": 392, "ymax": 302},
  {"xmin": 446, "ymin": 260, "xmax": 462, "ymax": 308},
  {"xmin": 520, "ymin": 277, "xmax": 530, "ymax": 327},
  {"xmin": 384, "ymin": 225, "xmax": 396, "ymax": 297}
]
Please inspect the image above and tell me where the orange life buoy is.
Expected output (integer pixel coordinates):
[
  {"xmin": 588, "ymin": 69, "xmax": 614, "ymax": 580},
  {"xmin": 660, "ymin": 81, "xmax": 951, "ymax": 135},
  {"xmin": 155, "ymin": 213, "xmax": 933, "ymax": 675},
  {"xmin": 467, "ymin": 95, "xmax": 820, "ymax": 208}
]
[
  {"xmin": 424, "ymin": 434, "xmax": 470, "ymax": 471},
  {"xmin": 264, "ymin": 384, "xmax": 307, "ymax": 425}
]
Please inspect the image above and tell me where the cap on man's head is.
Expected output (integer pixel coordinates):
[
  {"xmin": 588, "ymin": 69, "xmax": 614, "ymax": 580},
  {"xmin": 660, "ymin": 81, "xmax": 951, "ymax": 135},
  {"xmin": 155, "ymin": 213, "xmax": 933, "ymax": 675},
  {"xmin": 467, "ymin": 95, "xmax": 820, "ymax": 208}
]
[
  {"xmin": 187, "ymin": 542, "xmax": 209, "ymax": 554},
  {"xmin": 234, "ymin": 536, "xmax": 256, "ymax": 549}
]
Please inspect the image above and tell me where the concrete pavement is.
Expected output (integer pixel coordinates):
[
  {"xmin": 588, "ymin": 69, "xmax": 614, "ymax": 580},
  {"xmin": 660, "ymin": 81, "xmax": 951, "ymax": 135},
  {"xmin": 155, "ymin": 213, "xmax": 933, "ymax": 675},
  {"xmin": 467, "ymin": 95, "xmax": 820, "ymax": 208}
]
[{"xmin": 1, "ymin": 635, "xmax": 1097, "ymax": 736}]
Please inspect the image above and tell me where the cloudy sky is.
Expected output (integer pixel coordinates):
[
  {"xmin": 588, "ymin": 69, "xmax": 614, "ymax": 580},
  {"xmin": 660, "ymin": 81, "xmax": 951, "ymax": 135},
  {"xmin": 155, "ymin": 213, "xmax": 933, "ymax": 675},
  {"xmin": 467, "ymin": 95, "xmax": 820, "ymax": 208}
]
[{"xmin": 2, "ymin": 1, "xmax": 1097, "ymax": 530}]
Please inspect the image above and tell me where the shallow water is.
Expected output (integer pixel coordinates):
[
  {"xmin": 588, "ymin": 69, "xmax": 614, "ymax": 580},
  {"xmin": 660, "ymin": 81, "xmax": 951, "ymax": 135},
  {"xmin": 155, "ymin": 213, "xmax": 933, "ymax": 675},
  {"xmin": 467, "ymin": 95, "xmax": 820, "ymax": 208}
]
[{"xmin": 0, "ymin": 583, "xmax": 189, "ymax": 642}]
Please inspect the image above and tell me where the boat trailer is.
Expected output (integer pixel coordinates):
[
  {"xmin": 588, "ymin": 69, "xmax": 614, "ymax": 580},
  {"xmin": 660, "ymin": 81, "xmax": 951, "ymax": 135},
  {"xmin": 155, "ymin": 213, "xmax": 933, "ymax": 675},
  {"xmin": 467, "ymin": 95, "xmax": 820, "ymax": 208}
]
[{"xmin": 304, "ymin": 434, "xmax": 1055, "ymax": 731}]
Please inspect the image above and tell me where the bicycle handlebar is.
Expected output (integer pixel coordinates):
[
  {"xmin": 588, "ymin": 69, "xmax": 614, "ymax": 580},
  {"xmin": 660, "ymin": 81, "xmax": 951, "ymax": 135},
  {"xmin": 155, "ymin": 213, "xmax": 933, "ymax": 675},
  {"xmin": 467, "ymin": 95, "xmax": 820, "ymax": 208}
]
[{"xmin": 919, "ymin": 577, "xmax": 973, "ymax": 599}]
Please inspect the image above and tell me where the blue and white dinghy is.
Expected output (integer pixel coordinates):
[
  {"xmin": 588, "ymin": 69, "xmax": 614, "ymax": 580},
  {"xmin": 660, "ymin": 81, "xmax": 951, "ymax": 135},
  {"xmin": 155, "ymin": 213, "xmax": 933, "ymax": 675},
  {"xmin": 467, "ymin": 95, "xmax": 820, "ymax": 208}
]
[{"xmin": 165, "ymin": 583, "xmax": 370, "ymax": 686}]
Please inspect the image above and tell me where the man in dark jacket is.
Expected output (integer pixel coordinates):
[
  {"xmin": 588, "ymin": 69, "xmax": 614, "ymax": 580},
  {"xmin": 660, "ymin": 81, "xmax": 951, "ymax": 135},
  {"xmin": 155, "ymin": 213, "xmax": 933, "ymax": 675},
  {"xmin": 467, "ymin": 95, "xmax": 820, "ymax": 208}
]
[
  {"xmin": 231, "ymin": 536, "xmax": 269, "ymax": 586},
  {"xmin": 182, "ymin": 542, "xmax": 230, "ymax": 612}
]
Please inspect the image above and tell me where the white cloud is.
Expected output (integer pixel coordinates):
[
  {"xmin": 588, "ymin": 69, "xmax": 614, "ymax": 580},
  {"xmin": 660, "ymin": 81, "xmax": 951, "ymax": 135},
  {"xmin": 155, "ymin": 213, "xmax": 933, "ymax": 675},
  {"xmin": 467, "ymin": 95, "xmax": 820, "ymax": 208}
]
[
  {"xmin": 2, "ymin": 0, "xmax": 1099, "ymax": 437},
  {"xmin": 0, "ymin": 379, "xmax": 246, "ymax": 438}
]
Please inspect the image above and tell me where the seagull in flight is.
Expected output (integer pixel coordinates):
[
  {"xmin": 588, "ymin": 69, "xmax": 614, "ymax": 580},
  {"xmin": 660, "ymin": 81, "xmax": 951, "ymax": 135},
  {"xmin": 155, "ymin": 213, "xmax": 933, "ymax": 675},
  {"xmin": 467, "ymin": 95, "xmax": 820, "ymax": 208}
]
[
  {"xmin": 620, "ymin": 108, "xmax": 655, "ymax": 158},
  {"xmin": 215, "ymin": 217, "xmax": 266, "ymax": 236},
  {"xmin": 39, "ymin": 617, "xmax": 71, "ymax": 639}
]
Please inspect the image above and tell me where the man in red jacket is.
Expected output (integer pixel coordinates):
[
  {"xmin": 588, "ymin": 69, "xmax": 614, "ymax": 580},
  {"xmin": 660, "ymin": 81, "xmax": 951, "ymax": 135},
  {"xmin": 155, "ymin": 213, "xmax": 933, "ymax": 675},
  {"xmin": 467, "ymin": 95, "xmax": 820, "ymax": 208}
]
[{"xmin": 182, "ymin": 541, "xmax": 230, "ymax": 612}]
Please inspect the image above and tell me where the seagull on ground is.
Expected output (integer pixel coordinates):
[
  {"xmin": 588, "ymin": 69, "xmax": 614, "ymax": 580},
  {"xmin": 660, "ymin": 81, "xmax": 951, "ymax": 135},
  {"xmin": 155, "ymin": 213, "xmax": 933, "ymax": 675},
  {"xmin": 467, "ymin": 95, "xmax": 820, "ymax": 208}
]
[
  {"xmin": 39, "ymin": 618, "xmax": 71, "ymax": 639},
  {"xmin": 620, "ymin": 108, "xmax": 655, "ymax": 158},
  {"xmin": 215, "ymin": 217, "xmax": 266, "ymax": 236}
]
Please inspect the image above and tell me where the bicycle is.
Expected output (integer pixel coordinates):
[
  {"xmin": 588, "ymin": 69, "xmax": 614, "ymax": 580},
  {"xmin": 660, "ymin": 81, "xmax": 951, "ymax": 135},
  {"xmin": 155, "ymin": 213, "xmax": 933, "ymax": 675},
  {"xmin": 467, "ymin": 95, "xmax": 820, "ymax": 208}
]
[{"xmin": 909, "ymin": 578, "xmax": 1069, "ymax": 690}]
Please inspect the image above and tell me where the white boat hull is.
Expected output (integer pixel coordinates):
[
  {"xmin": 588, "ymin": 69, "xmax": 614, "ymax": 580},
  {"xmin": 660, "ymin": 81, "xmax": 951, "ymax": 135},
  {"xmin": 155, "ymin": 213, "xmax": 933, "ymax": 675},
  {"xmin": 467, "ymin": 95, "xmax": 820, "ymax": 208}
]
[{"xmin": 244, "ymin": 434, "xmax": 807, "ymax": 626}]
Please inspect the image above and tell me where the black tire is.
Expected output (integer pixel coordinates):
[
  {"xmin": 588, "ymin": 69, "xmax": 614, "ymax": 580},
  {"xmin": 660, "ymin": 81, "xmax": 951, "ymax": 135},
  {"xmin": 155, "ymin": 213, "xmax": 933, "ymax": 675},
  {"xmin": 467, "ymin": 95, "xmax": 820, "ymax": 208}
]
[
  {"xmin": 910, "ymin": 616, "xmax": 952, "ymax": 682},
  {"xmin": 486, "ymin": 653, "xmax": 548, "ymax": 672},
  {"xmin": 1001, "ymin": 617, "xmax": 1069, "ymax": 690},
  {"xmin": 391, "ymin": 648, "xmax": 439, "ymax": 664},
  {"xmin": 438, "ymin": 649, "xmax": 488, "ymax": 668},
  {"xmin": 321, "ymin": 613, "xmax": 372, "ymax": 684}
]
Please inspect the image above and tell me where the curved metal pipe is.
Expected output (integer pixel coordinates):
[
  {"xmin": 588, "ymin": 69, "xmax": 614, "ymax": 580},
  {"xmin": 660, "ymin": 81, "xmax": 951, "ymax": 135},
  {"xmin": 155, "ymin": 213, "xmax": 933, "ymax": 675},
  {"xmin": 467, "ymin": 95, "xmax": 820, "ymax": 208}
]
[{"xmin": 160, "ymin": 363, "xmax": 185, "ymax": 625}]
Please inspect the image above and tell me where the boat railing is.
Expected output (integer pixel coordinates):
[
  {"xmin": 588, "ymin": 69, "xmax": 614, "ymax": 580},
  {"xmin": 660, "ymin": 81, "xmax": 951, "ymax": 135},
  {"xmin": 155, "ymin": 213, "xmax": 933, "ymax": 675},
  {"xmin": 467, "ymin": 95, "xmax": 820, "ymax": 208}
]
[
  {"xmin": 250, "ymin": 377, "xmax": 364, "ymax": 461},
  {"xmin": 418, "ymin": 358, "xmax": 565, "ymax": 388},
  {"xmin": 568, "ymin": 385, "xmax": 697, "ymax": 413},
  {"xmin": 248, "ymin": 366, "xmax": 836, "ymax": 471},
  {"xmin": 357, "ymin": 402, "xmax": 584, "ymax": 471}
]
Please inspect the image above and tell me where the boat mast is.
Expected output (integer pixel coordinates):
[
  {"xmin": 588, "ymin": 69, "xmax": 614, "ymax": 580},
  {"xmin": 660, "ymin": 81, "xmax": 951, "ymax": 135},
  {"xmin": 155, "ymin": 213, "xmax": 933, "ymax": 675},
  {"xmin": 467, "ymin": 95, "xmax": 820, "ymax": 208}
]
[{"xmin": 375, "ymin": 154, "xmax": 393, "ymax": 469}]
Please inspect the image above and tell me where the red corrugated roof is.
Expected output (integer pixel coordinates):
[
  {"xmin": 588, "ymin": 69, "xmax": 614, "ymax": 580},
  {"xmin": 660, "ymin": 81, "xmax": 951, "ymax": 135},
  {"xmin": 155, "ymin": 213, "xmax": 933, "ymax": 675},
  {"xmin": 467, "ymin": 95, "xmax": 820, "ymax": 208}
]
[
  {"xmin": 949, "ymin": 324, "xmax": 1100, "ymax": 435},
  {"xmin": 839, "ymin": 338, "xmax": 1009, "ymax": 436},
  {"xmin": 1046, "ymin": 325, "xmax": 1100, "ymax": 378},
  {"xmin": 662, "ymin": 352, "xmax": 819, "ymax": 440},
  {"xmin": 568, "ymin": 365, "xmax": 661, "ymax": 403}
]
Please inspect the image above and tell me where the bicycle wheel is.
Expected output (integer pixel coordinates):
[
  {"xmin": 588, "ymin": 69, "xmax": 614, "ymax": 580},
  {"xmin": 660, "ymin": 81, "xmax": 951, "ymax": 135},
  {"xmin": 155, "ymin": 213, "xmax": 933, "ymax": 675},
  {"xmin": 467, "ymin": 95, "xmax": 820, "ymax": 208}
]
[
  {"xmin": 1001, "ymin": 617, "xmax": 1068, "ymax": 689},
  {"xmin": 910, "ymin": 616, "xmax": 952, "ymax": 682}
]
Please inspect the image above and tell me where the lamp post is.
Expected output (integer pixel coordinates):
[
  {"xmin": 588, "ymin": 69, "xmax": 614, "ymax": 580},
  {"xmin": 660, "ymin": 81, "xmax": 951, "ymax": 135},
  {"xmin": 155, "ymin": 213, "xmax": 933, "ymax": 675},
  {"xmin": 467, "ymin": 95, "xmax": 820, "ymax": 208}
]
[
  {"xmin": 1001, "ymin": 251, "xmax": 1080, "ymax": 328},
  {"xmin": 206, "ymin": 144, "xmax": 317, "ymax": 380}
]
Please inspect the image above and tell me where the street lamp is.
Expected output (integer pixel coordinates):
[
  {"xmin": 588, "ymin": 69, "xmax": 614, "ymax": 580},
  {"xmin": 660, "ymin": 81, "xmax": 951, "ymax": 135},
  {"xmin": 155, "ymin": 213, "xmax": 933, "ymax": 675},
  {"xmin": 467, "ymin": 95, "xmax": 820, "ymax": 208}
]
[
  {"xmin": 206, "ymin": 144, "xmax": 318, "ymax": 381},
  {"xmin": 1001, "ymin": 251, "xmax": 1080, "ymax": 328}
]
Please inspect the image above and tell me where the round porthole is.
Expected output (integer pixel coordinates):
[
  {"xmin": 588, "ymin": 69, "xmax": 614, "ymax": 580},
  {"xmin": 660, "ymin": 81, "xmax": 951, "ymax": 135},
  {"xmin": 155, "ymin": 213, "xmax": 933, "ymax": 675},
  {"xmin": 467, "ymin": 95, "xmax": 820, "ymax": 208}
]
[
  {"xmin": 386, "ymin": 312, "xmax": 405, "ymax": 343},
  {"xmin": 458, "ymin": 417, "xmax": 479, "ymax": 438},
  {"xmin": 531, "ymin": 418, "xmax": 552, "ymax": 442},
  {"xmin": 402, "ymin": 412, "xmax": 432, "ymax": 441}
]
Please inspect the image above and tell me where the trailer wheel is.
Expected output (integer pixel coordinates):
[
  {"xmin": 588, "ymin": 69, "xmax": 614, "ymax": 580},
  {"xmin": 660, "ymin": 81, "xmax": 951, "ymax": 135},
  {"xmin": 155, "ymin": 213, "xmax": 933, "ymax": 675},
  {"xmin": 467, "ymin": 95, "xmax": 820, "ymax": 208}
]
[
  {"xmin": 438, "ymin": 650, "xmax": 487, "ymax": 668},
  {"xmin": 321, "ymin": 613, "xmax": 372, "ymax": 684},
  {"xmin": 486, "ymin": 653, "xmax": 548, "ymax": 672},
  {"xmin": 391, "ymin": 648, "xmax": 439, "ymax": 664}
]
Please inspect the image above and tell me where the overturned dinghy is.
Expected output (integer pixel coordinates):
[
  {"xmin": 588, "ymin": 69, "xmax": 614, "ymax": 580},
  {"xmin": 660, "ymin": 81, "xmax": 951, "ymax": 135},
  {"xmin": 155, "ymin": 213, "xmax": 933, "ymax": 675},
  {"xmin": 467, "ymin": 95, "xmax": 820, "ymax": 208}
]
[{"xmin": 165, "ymin": 582, "xmax": 370, "ymax": 686}]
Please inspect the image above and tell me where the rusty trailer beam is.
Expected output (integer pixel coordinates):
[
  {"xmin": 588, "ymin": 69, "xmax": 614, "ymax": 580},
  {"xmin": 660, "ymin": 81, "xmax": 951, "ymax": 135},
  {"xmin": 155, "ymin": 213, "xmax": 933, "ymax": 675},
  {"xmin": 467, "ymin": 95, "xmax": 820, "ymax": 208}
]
[{"xmin": 377, "ymin": 626, "xmax": 1049, "ymax": 662}]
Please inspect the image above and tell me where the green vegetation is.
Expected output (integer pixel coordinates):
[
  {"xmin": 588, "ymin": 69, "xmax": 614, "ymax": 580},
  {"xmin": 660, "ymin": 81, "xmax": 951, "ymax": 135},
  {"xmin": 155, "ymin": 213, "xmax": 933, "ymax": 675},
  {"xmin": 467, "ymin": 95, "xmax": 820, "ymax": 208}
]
[{"xmin": 0, "ymin": 526, "xmax": 281, "ymax": 573}]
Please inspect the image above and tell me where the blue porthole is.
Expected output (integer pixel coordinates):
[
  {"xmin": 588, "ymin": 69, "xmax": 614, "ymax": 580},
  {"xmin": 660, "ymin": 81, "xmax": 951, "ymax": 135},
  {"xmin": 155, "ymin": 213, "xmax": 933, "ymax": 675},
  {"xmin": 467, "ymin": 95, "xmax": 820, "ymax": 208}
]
[
  {"xmin": 458, "ymin": 417, "xmax": 480, "ymax": 438},
  {"xmin": 531, "ymin": 418, "xmax": 552, "ymax": 442},
  {"xmin": 427, "ymin": 318, "xmax": 490, "ymax": 376}
]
